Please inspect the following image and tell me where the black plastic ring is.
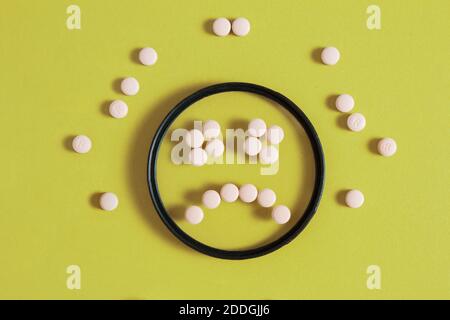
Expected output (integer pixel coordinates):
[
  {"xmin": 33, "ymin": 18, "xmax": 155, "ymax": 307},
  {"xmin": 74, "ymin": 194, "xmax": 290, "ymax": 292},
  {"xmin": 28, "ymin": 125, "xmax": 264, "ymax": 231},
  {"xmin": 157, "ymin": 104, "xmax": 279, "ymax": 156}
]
[{"xmin": 147, "ymin": 82, "xmax": 325, "ymax": 260}]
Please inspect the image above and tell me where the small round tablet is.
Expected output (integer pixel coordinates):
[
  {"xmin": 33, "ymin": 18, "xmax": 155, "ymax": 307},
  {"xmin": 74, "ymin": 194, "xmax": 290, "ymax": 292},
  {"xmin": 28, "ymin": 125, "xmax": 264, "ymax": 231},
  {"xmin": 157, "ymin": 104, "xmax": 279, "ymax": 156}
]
[
  {"xmin": 239, "ymin": 184, "xmax": 258, "ymax": 203},
  {"xmin": 248, "ymin": 118, "xmax": 267, "ymax": 138},
  {"xmin": 220, "ymin": 183, "xmax": 239, "ymax": 203},
  {"xmin": 109, "ymin": 100, "xmax": 128, "ymax": 119},
  {"xmin": 378, "ymin": 138, "xmax": 397, "ymax": 157},
  {"xmin": 259, "ymin": 145, "xmax": 279, "ymax": 164},
  {"xmin": 232, "ymin": 17, "xmax": 251, "ymax": 36},
  {"xmin": 121, "ymin": 77, "xmax": 139, "ymax": 96},
  {"xmin": 321, "ymin": 47, "xmax": 340, "ymax": 65},
  {"xmin": 139, "ymin": 47, "xmax": 158, "ymax": 66},
  {"xmin": 345, "ymin": 190, "xmax": 365, "ymax": 208},
  {"xmin": 72, "ymin": 135, "xmax": 92, "ymax": 154},
  {"xmin": 257, "ymin": 188, "xmax": 277, "ymax": 208},
  {"xmin": 336, "ymin": 94, "xmax": 355, "ymax": 113},
  {"xmin": 202, "ymin": 190, "xmax": 221, "ymax": 209},
  {"xmin": 203, "ymin": 120, "xmax": 221, "ymax": 139},
  {"xmin": 188, "ymin": 148, "xmax": 208, "ymax": 167},
  {"xmin": 99, "ymin": 192, "xmax": 119, "ymax": 211},
  {"xmin": 185, "ymin": 206, "xmax": 204, "ymax": 224},
  {"xmin": 185, "ymin": 129, "xmax": 205, "ymax": 148},
  {"xmin": 347, "ymin": 113, "xmax": 366, "ymax": 132},
  {"xmin": 272, "ymin": 205, "xmax": 291, "ymax": 224},
  {"xmin": 244, "ymin": 137, "xmax": 262, "ymax": 156},
  {"xmin": 212, "ymin": 18, "xmax": 231, "ymax": 37},
  {"xmin": 205, "ymin": 139, "xmax": 225, "ymax": 158},
  {"xmin": 266, "ymin": 125, "xmax": 285, "ymax": 145}
]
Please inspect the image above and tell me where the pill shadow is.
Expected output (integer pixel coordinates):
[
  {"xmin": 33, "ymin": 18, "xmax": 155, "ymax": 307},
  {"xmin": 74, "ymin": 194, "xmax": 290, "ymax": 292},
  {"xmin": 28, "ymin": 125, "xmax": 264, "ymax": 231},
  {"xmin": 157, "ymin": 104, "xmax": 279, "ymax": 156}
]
[
  {"xmin": 368, "ymin": 138, "xmax": 381, "ymax": 155},
  {"xmin": 326, "ymin": 94, "xmax": 339, "ymax": 111},
  {"xmin": 90, "ymin": 192, "xmax": 103, "ymax": 210},
  {"xmin": 203, "ymin": 19, "xmax": 215, "ymax": 35},
  {"xmin": 166, "ymin": 205, "xmax": 185, "ymax": 221},
  {"xmin": 336, "ymin": 114, "xmax": 348, "ymax": 130},
  {"xmin": 100, "ymin": 100, "xmax": 112, "ymax": 117},
  {"xmin": 63, "ymin": 135, "xmax": 76, "ymax": 151},
  {"xmin": 311, "ymin": 47, "xmax": 324, "ymax": 64},
  {"xmin": 129, "ymin": 48, "xmax": 141, "ymax": 65},
  {"xmin": 112, "ymin": 78, "xmax": 123, "ymax": 95},
  {"xmin": 336, "ymin": 190, "xmax": 349, "ymax": 207}
]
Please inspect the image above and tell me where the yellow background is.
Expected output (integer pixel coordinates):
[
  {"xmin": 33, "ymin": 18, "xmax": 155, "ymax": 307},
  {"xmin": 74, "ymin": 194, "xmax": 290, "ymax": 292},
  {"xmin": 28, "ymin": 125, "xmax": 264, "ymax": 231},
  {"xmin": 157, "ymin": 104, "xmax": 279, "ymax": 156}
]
[{"xmin": 0, "ymin": 0, "xmax": 448, "ymax": 299}]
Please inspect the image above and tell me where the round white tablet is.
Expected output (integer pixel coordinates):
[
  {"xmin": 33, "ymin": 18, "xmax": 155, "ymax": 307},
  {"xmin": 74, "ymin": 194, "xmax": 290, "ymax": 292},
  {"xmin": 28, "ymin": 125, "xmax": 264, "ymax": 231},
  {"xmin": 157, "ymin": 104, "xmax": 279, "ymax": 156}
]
[
  {"xmin": 347, "ymin": 113, "xmax": 366, "ymax": 132},
  {"xmin": 321, "ymin": 47, "xmax": 340, "ymax": 65},
  {"xmin": 239, "ymin": 184, "xmax": 258, "ymax": 203},
  {"xmin": 99, "ymin": 192, "xmax": 119, "ymax": 211},
  {"xmin": 139, "ymin": 47, "xmax": 158, "ymax": 66},
  {"xmin": 72, "ymin": 135, "xmax": 92, "ymax": 154},
  {"xmin": 205, "ymin": 139, "xmax": 225, "ymax": 158},
  {"xmin": 244, "ymin": 137, "xmax": 262, "ymax": 156},
  {"xmin": 202, "ymin": 190, "xmax": 221, "ymax": 209},
  {"xmin": 121, "ymin": 77, "xmax": 139, "ymax": 96},
  {"xmin": 259, "ymin": 145, "xmax": 279, "ymax": 164},
  {"xmin": 272, "ymin": 205, "xmax": 291, "ymax": 224},
  {"xmin": 185, "ymin": 206, "xmax": 204, "ymax": 224},
  {"xmin": 248, "ymin": 118, "xmax": 267, "ymax": 138},
  {"xmin": 378, "ymin": 138, "xmax": 397, "ymax": 157},
  {"xmin": 232, "ymin": 17, "xmax": 251, "ymax": 36},
  {"xmin": 185, "ymin": 129, "xmax": 205, "ymax": 148},
  {"xmin": 345, "ymin": 190, "xmax": 365, "ymax": 208},
  {"xmin": 188, "ymin": 148, "xmax": 208, "ymax": 167},
  {"xmin": 203, "ymin": 120, "xmax": 221, "ymax": 139},
  {"xmin": 257, "ymin": 188, "xmax": 277, "ymax": 208},
  {"xmin": 220, "ymin": 183, "xmax": 239, "ymax": 203},
  {"xmin": 109, "ymin": 100, "xmax": 128, "ymax": 119},
  {"xmin": 212, "ymin": 18, "xmax": 231, "ymax": 37},
  {"xmin": 266, "ymin": 125, "xmax": 285, "ymax": 145},
  {"xmin": 336, "ymin": 94, "xmax": 355, "ymax": 113}
]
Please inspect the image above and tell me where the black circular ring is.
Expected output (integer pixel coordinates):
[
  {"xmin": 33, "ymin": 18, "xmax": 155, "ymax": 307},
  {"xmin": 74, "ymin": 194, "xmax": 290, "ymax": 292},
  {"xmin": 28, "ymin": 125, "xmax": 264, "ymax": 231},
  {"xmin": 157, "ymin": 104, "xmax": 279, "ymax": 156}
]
[{"xmin": 147, "ymin": 82, "xmax": 325, "ymax": 260}]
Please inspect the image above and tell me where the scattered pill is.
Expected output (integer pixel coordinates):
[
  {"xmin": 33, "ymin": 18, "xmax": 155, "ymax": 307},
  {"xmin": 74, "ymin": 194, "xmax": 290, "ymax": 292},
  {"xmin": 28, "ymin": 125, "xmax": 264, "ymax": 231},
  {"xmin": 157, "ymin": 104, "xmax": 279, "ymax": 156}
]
[
  {"xmin": 321, "ymin": 47, "xmax": 340, "ymax": 65},
  {"xmin": 220, "ymin": 183, "xmax": 239, "ymax": 203},
  {"xmin": 232, "ymin": 17, "xmax": 251, "ymax": 36},
  {"xmin": 202, "ymin": 190, "xmax": 221, "ymax": 209},
  {"xmin": 185, "ymin": 129, "xmax": 205, "ymax": 148},
  {"xmin": 99, "ymin": 192, "xmax": 119, "ymax": 211},
  {"xmin": 248, "ymin": 118, "xmax": 267, "ymax": 138},
  {"xmin": 257, "ymin": 189, "xmax": 277, "ymax": 208},
  {"xmin": 109, "ymin": 100, "xmax": 128, "ymax": 119},
  {"xmin": 266, "ymin": 125, "xmax": 285, "ymax": 145},
  {"xmin": 378, "ymin": 138, "xmax": 397, "ymax": 157},
  {"xmin": 259, "ymin": 145, "xmax": 279, "ymax": 164},
  {"xmin": 203, "ymin": 120, "xmax": 221, "ymax": 139},
  {"xmin": 185, "ymin": 206, "xmax": 204, "ymax": 224},
  {"xmin": 347, "ymin": 113, "xmax": 366, "ymax": 132},
  {"xmin": 244, "ymin": 137, "xmax": 262, "ymax": 156},
  {"xmin": 139, "ymin": 47, "xmax": 158, "ymax": 66},
  {"xmin": 188, "ymin": 148, "xmax": 208, "ymax": 167},
  {"xmin": 205, "ymin": 139, "xmax": 225, "ymax": 158},
  {"xmin": 335, "ymin": 94, "xmax": 355, "ymax": 113},
  {"xmin": 345, "ymin": 190, "xmax": 365, "ymax": 208},
  {"xmin": 239, "ymin": 184, "xmax": 258, "ymax": 203},
  {"xmin": 272, "ymin": 205, "xmax": 291, "ymax": 224},
  {"xmin": 212, "ymin": 18, "xmax": 231, "ymax": 37},
  {"xmin": 121, "ymin": 77, "xmax": 139, "ymax": 96},
  {"xmin": 72, "ymin": 135, "xmax": 92, "ymax": 154}
]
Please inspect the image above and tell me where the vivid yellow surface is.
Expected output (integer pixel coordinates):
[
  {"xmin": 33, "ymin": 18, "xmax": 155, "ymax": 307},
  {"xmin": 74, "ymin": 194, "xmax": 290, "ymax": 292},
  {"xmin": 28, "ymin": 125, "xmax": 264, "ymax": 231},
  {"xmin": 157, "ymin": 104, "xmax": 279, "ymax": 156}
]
[{"xmin": 0, "ymin": 0, "xmax": 448, "ymax": 300}]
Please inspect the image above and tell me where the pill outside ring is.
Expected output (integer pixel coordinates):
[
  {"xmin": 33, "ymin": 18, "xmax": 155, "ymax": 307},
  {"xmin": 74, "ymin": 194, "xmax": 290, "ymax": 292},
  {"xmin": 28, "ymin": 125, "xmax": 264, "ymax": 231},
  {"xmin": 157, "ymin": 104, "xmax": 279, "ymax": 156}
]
[
  {"xmin": 347, "ymin": 113, "xmax": 366, "ymax": 132},
  {"xmin": 378, "ymin": 138, "xmax": 397, "ymax": 157},
  {"xmin": 212, "ymin": 18, "xmax": 231, "ymax": 37},
  {"xmin": 72, "ymin": 135, "xmax": 92, "ymax": 154},
  {"xmin": 321, "ymin": 47, "xmax": 340, "ymax": 65},
  {"xmin": 232, "ymin": 17, "xmax": 251, "ymax": 37},
  {"xmin": 138, "ymin": 47, "xmax": 158, "ymax": 66},
  {"xmin": 109, "ymin": 100, "xmax": 128, "ymax": 119},
  {"xmin": 121, "ymin": 77, "xmax": 140, "ymax": 96},
  {"xmin": 99, "ymin": 192, "xmax": 119, "ymax": 211},
  {"xmin": 335, "ymin": 94, "xmax": 355, "ymax": 113},
  {"xmin": 345, "ymin": 189, "xmax": 365, "ymax": 208}
]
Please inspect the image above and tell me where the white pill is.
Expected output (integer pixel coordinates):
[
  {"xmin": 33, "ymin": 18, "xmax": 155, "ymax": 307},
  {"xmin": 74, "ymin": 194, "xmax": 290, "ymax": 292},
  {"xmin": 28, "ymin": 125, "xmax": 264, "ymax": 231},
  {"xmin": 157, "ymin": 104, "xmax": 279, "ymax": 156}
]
[
  {"xmin": 244, "ymin": 137, "xmax": 262, "ymax": 156},
  {"xmin": 203, "ymin": 120, "xmax": 221, "ymax": 139},
  {"xmin": 257, "ymin": 188, "xmax": 277, "ymax": 208},
  {"xmin": 202, "ymin": 190, "xmax": 221, "ymax": 209},
  {"xmin": 336, "ymin": 94, "xmax": 355, "ymax": 113},
  {"xmin": 185, "ymin": 206, "xmax": 204, "ymax": 224},
  {"xmin": 109, "ymin": 100, "xmax": 128, "ymax": 119},
  {"xmin": 378, "ymin": 138, "xmax": 397, "ymax": 157},
  {"xmin": 259, "ymin": 145, "xmax": 279, "ymax": 164},
  {"xmin": 266, "ymin": 125, "xmax": 285, "ymax": 145},
  {"xmin": 321, "ymin": 47, "xmax": 340, "ymax": 65},
  {"xmin": 205, "ymin": 139, "xmax": 225, "ymax": 158},
  {"xmin": 272, "ymin": 205, "xmax": 291, "ymax": 224},
  {"xmin": 188, "ymin": 148, "xmax": 208, "ymax": 167},
  {"xmin": 212, "ymin": 18, "xmax": 231, "ymax": 37},
  {"xmin": 121, "ymin": 77, "xmax": 139, "ymax": 96},
  {"xmin": 72, "ymin": 135, "xmax": 92, "ymax": 154},
  {"xmin": 248, "ymin": 118, "xmax": 267, "ymax": 137},
  {"xmin": 239, "ymin": 184, "xmax": 258, "ymax": 203},
  {"xmin": 99, "ymin": 192, "xmax": 119, "ymax": 211},
  {"xmin": 347, "ymin": 113, "xmax": 366, "ymax": 132},
  {"xmin": 139, "ymin": 47, "xmax": 158, "ymax": 66},
  {"xmin": 185, "ymin": 129, "xmax": 205, "ymax": 148},
  {"xmin": 220, "ymin": 183, "xmax": 239, "ymax": 203},
  {"xmin": 232, "ymin": 17, "xmax": 251, "ymax": 36},
  {"xmin": 345, "ymin": 190, "xmax": 365, "ymax": 208}
]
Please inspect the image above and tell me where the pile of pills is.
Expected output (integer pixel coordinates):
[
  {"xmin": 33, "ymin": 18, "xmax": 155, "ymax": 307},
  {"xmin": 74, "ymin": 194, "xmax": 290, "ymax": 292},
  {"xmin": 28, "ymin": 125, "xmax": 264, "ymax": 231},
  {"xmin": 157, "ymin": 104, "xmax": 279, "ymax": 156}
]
[
  {"xmin": 185, "ymin": 183, "xmax": 291, "ymax": 225},
  {"xmin": 212, "ymin": 17, "xmax": 250, "ymax": 37}
]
